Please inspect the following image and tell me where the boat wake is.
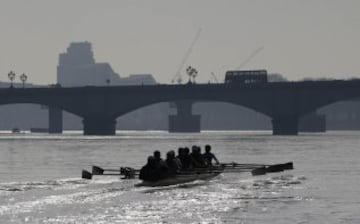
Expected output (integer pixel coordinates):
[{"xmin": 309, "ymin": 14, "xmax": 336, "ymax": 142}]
[
  {"xmin": 0, "ymin": 177, "xmax": 136, "ymax": 220},
  {"xmin": 0, "ymin": 178, "xmax": 88, "ymax": 193},
  {"xmin": 0, "ymin": 173, "xmax": 307, "ymax": 223}
]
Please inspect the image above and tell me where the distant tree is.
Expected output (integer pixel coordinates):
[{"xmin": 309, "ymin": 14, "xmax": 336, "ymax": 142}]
[
  {"xmin": 267, "ymin": 73, "xmax": 288, "ymax": 82},
  {"xmin": 301, "ymin": 77, "xmax": 336, "ymax": 81}
]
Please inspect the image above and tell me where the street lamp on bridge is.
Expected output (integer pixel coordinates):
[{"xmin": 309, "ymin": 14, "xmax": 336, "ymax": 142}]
[
  {"xmin": 20, "ymin": 73, "xmax": 27, "ymax": 88},
  {"xmin": 8, "ymin": 71, "xmax": 15, "ymax": 88},
  {"xmin": 186, "ymin": 66, "xmax": 198, "ymax": 84}
]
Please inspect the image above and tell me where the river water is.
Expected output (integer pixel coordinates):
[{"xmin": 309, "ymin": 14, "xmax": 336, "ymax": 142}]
[{"xmin": 0, "ymin": 131, "xmax": 359, "ymax": 223}]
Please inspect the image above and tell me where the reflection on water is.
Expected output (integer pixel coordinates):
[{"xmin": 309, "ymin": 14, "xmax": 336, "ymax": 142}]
[{"xmin": 0, "ymin": 131, "xmax": 359, "ymax": 223}]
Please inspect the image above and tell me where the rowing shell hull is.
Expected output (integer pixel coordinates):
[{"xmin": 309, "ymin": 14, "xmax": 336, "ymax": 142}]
[{"xmin": 135, "ymin": 171, "xmax": 222, "ymax": 187}]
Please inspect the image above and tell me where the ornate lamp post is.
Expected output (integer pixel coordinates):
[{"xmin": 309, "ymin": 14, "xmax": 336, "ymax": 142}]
[
  {"xmin": 20, "ymin": 73, "xmax": 27, "ymax": 88},
  {"xmin": 186, "ymin": 66, "xmax": 198, "ymax": 84},
  {"xmin": 191, "ymin": 68, "xmax": 198, "ymax": 83},
  {"xmin": 186, "ymin": 66, "xmax": 192, "ymax": 83},
  {"xmin": 8, "ymin": 71, "xmax": 15, "ymax": 88}
]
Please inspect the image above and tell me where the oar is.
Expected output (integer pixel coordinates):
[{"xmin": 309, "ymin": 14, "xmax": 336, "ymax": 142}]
[
  {"xmin": 92, "ymin": 166, "xmax": 124, "ymax": 175},
  {"xmin": 82, "ymin": 170, "xmax": 93, "ymax": 179},
  {"xmin": 251, "ymin": 162, "xmax": 294, "ymax": 176},
  {"xmin": 95, "ymin": 166, "xmax": 140, "ymax": 178},
  {"xmin": 282, "ymin": 162, "xmax": 294, "ymax": 170},
  {"xmin": 221, "ymin": 163, "xmax": 265, "ymax": 168},
  {"xmin": 221, "ymin": 162, "xmax": 293, "ymax": 170},
  {"xmin": 82, "ymin": 169, "xmax": 139, "ymax": 180},
  {"xmin": 251, "ymin": 167, "xmax": 267, "ymax": 176}
]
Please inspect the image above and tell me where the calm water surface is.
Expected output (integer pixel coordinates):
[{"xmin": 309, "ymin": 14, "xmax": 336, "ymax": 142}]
[{"xmin": 0, "ymin": 131, "xmax": 359, "ymax": 223}]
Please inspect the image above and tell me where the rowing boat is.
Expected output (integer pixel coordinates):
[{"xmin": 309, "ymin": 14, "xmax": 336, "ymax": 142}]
[
  {"xmin": 81, "ymin": 162, "xmax": 294, "ymax": 187},
  {"xmin": 135, "ymin": 170, "xmax": 222, "ymax": 187}
]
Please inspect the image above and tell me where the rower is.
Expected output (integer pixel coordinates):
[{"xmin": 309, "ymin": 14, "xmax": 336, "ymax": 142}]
[
  {"xmin": 165, "ymin": 150, "xmax": 182, "ymax": 175},
  {"xmin": 202, "ymin": 144, "xmax": 219, "ymax": 166},
  {"xmin": 153, "ymin": 150, "xmax": 168, "ymax": 176},
  {"xmin": 190, "ymin": 145, "xmax": 206, "ymax": 168},
  {"xmin": 177, "ymin": 147, "xmax": 193, "ymax": 170},
  {"xmin": 139, "ymin": 156, "xmax": 163, "ymax": 181},
  {"xmin": 153, "ymin": 150, "xmax": 167, "ymax": 168}
]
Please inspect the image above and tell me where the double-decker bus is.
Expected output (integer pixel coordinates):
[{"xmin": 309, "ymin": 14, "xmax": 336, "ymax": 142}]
[{"xmin": 225, "ymin": 70, "xmax": 268, "ymax": 84}]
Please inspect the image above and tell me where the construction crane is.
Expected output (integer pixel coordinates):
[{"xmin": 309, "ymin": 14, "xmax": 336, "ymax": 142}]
[
  {"xmin": 210, "ymin": 46, "xmax": 264, "ymax": 83},
  {"xmin": 210, "ymin": 72, "xmax": 219, "ymax": 83},
  {"xmin": 235, "ymin": 46, "xmax": 264, "ymax": 70},
  {"xmin": 171, "ymin": 28, "xmax": 202, "ymax": 84}
]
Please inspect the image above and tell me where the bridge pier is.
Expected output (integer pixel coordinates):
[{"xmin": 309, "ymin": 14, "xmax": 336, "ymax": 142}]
[
  {"xmin": 272, "ymin": 115, "xmax": 299, "ymax": 135},
  {"xmin": 169, "ymin": 100, "xmax": 201, "ymax": 132},
  {"xmin": 49, "ymin": 107, "xmax": 63, "ymax": 133},
  {"xmin": 83, "ymin": 117, "xmax": 116, "ymax": 135}
]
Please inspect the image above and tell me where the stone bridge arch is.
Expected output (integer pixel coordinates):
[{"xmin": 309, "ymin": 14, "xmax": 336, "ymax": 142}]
[{"xmin": 2, "ymin": 80, "xmax": 360, "ymax": 135}]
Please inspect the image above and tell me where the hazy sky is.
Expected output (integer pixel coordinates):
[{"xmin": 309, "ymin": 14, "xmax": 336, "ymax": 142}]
[{"xmin": 0, "ymin": 0, "xmax": 359, "ymax": 85}]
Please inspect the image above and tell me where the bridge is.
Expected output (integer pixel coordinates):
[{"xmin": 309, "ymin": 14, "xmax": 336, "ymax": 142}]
[{"xmin": 1, "ymin": 80, "xmax": 360, "ymax": 135}]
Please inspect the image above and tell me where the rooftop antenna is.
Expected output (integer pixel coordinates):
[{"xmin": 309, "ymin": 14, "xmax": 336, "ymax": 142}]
[{"xmin": 171, "ymin": 28, "xmax": 202, "ymax": 84}]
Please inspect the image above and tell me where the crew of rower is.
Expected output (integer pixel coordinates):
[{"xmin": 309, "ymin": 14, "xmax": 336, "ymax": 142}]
[{"xmin": 139, "ymin": 145, "xmax": 220, "ymax": 181}]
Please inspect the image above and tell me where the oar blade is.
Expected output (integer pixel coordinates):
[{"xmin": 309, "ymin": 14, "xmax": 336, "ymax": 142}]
[
  {"xmin": 282, "ymin": 162, "xmax": 294, "ymax": 170},
  {"xmin": 266, "ymin": 164, "xmax": 285, "ymax": 173},
  {"xmin": 92, "ymin": 166, "xmax": 105, "ymax": 175},
  {"xmin": 251, "ymin": 167, "xmax": 267, "ymax": 176},
  {"xmin": 82, "ymin": 170, "xmax": 93, "ymax": 179}
]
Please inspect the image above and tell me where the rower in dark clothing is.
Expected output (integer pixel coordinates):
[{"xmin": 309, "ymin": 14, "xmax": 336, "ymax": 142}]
[
  {"xmin": 153, "ymin": 150, "xmax": 167, "ymax": 168},
  {"xmin": 190, "ymin": 145, "xmax": 206, "ymax": 168},
  {"xmin": 152, "ymin": 150, "xmax": 168, "ymax": 178},
  {"xmin": 154, "ymin": 150, "xmax": 164, "ymax": 164},
  {"xmin": 202, "ymin": 144, "xmax": 219, "ymax": 166},
  {"xmin": 177, "ymin": 147, "xmax": 193, "ymax": 170},
  {"xmin": 139, "ymin": 156, "xmax": 163, "ymax": 181},
  {"xmin": 165, "ymin": 150, "xmax": 182, "ymax": 175}
]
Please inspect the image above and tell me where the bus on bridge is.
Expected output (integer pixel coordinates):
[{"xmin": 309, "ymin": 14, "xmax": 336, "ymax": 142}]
[{"xmin": 225, "ymin": 70, "xmax": 268, "ymax": 84}]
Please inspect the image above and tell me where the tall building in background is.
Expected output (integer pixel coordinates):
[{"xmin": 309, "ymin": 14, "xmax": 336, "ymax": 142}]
[
  {"xmin": 57, "ymin": 42, "xmax": 156, "ymax": 87},
  {"xmin": 57, "ymin": 41, "xmax": 119, "ymax": 86},
  {"xmin": 56, "ymin": 41, "xmax": 168, "ymax": 130}
]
